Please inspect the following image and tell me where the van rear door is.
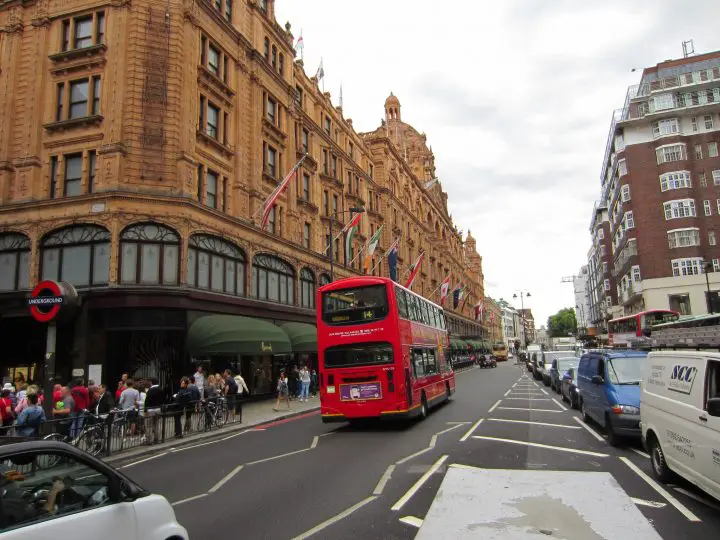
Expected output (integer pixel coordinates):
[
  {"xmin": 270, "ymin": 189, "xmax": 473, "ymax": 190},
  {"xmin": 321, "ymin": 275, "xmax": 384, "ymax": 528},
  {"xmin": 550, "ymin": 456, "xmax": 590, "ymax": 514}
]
[{"xmin": 699, "ymin": 359, "xmax": 720, "ymax": 500}]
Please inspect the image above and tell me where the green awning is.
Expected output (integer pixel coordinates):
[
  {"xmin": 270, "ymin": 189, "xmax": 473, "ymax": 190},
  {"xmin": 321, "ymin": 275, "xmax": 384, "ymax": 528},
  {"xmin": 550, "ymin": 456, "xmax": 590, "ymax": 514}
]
[
  {"xmin": 187, "ymin": 315, "xmax": 292, "ymax": 356},
  {"xmin": 280, "ymin": 322, "xmax": 317, "ymax": 353},
  {"xmin": 450, "ymin": 339, "xmax": 463, "ymax": 350}
]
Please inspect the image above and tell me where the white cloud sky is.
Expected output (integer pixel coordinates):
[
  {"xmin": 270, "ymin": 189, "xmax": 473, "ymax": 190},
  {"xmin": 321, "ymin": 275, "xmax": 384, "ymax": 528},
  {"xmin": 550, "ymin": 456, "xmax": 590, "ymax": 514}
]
[{"xmin": 276, "ymin": 0, "xmax": 720, "ymax": 326}]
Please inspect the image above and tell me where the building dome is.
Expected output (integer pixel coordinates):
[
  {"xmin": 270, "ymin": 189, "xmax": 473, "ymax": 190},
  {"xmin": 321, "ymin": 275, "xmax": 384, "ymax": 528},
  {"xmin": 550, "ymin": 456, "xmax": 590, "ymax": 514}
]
[
  {"xmin": 385, "ymin": 92, "xmax": 400, "ymax": 108},
  {"xmin": 385, "ymin": 92, "xmax": 401, "ymax": 121}
]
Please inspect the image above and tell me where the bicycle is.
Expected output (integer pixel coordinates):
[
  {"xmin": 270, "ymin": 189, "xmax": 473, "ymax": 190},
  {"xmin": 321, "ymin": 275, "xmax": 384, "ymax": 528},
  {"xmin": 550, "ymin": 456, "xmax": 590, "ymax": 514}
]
[
  {"xmin": 42, "ymin": 411, "xmax": 106, "ymax": 466},
  {"xmin": 202, "ymin": 397, "xmax": 228, "ymax": 430}
]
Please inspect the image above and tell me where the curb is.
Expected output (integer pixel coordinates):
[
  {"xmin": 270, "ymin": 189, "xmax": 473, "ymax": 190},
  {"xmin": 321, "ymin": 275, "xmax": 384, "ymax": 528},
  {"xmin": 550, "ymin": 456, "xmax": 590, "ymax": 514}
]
[{"xmin": 105, "ymin": 406, "xmax": 320, "ymax": 465}]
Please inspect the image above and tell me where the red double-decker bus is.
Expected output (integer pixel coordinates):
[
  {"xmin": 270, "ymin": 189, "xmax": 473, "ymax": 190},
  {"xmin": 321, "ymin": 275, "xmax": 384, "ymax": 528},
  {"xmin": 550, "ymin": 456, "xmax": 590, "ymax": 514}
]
[
  {"xmin": 317, "ymin": 276, "xmax": 455, "ymax": 423},
  {"xmin": 608, "ymin": 309, "xmax": 679, "ymax": 347}
]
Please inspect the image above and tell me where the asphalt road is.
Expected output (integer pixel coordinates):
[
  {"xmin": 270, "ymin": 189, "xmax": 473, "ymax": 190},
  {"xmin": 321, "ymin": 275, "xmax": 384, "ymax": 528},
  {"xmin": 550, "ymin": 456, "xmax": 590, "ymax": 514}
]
[{"xmin": 120, "ymin": 361, "xmax": 720, "ymax": 539}]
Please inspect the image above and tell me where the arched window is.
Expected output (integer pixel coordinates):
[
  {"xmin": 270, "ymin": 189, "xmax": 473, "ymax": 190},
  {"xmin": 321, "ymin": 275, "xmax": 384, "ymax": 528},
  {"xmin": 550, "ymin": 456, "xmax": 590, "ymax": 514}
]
[
  {"xmin": 188, "ymin": 234, "xmax": 245, "ymax": 296},
  {"xmin": 0, "ymin": 233, "xmax": 30, "ymax": 291},
  {"xmin": 300, "ymin": 268, "xmax": 315, "ymax": 309},
  {"xmin": 41, "ymin": 225, "xmax": 110, "ymax": 286},
  {"xmin": 120, "ymin": 223, "xmax": 179, "ymax": 285},
  {"xmin": 252, "ymin": 254, "xmax": 294, "ymax": 304},
  {"xmin": 319, "ymin": 273, "xmax": 331, "ymax": 286}
]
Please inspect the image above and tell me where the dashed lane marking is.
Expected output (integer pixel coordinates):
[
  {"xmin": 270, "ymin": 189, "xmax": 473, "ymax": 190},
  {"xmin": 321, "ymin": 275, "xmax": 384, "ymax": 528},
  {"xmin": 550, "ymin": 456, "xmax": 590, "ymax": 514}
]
[
  {"xmin": 471, "ymin": 436, "xmax": 610, "ymax": 458},
  {"xmin": 497, "ymin": 407, "xmax": 563, "ymax": 413},
  {"xmin": 572, "ymin": 416, "xmax": 606, "ymax": 443},
  {"xmin": 171, "ymin": 493, "xmax": 208, "ymax": 506},
  {"xmin": 446, "ymin": 421, "xmax": 471, "ymax": 425},
  {"xmin": 488, "ymin": 400, "xmax": 502, "ymax": 413},
  {"xmin": 630, "ymin": 448, "xmax": 650, "ymax": 459},
  {"xmin": 552, "ymin": 398, "xmax": 568, "ymax": 411},
  {"xmin": 245, "ymin": 447, "xmax": 310, "ymax": 465},
  {"xmin": 119, "ymin": 452, "xmax": 169, "ymax": 469},
  {"xmin": 539, "ymin": 387, "xmax": 549, "ymax": 395},
  {"xmin": 391, "ymin": 455, "xmax": 448, "ymax": 511},
  {"xmin": 373, "ymin": 465, "xmax": 396, "ymax": 495},
  {"xmin": 459, "ymin": 418, "xmax": 485, "ymax": 442},
  {"xmin": 399, "ymin": 516, "xmax": 424, "ymax": 528},
  {"xmin": 632, "ymin": 497, "xmax": 667, "ymax": 509},
  {"xmin": 396, "ymin": 424, "xmax": 465, "ymax": 464},
  {"xmin": 208, "ymin": 464, "xmax": 245, "ymax": 493},
  {"xmin": 291, "ymin": 496, "xmax": 378, "ymax": 540},
  {"xmin": 505, "ymin": 397, "xmax": 552, "ymax": 401},
  {"xmin": 619, "ymin": 457, "xmax": 701, "ymax": 522},
  {"xmin": 504, "ymin": 389, "xmax": 511, "ymax": 396},
  {"xmin": 310, "ymin": 436, "xmax": 320, "ymax": 449},
  {"xmin": 486, "ymin": 418, "xmax": 580, "ymax": 429}
]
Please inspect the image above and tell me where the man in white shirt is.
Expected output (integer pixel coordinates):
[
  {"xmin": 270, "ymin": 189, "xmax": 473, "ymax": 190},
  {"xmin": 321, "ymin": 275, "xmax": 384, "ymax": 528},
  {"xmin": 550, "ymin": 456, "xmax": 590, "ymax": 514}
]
[{"xmin": 194, "ymin": 365, "xmax": 205, "ymax": 399}]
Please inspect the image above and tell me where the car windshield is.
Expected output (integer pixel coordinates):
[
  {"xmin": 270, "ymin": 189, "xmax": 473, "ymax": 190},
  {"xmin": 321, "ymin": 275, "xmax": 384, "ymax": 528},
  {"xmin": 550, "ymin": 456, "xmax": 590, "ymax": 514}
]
[
  {"xmin": 557, "ymin": 358, "xmax": 579, "ymax": 372},
  {"xmin": 607, "ymin": 357, "xmax": 644, "ymax": 384}
]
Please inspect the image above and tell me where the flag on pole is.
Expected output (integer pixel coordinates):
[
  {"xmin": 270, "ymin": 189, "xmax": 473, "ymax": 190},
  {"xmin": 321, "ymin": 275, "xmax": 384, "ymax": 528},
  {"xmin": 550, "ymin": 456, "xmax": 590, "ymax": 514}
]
[
  {"xmin": 363, "ymin": 225, "xmax": 384, "ymax": 273},
  {"xmin": 474, "ymin": 301, "xmax": 484, "ymax": 322},
  {"xmin": 459, "ymin": 284, "xmax": 469, "ymax": 310},
  {"xmin": 315, "ymin": 58, "xmax": 324, "ymax": 82},
  {"xmin": 452, "ymin": 282, "xmax": 463, "ymax": 309},
  {"xmin": 343, "ymin": 212, "xmax": 362, "ymax": 265},
  {"xmin": 386, "ymin": 238, "xmax": 400, "ymax": 282},
  {"xmin": 439, "ymin": 275, "xmax": 451, "ymax": 306},
  {"xmin": 424, "ymin": 178, "xmax": 439, "ymax": 190},
  {"xmin": 294, "ymin": 32, "xmax": 304, "ymax": 57},
  {"xmin": 260, "ymin": 155, "xmax": 307, "ymax": 230},
  {"xmin": 404, "ymin": 251, "xmax": 425, "ymax": 290}
]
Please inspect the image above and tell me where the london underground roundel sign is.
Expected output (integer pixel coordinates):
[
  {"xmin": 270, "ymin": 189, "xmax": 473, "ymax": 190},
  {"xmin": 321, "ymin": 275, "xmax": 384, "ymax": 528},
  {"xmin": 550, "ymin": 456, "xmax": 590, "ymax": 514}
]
[{"xmin": 27, "ymin": 280, "xmax": 77, "ymax": 323}]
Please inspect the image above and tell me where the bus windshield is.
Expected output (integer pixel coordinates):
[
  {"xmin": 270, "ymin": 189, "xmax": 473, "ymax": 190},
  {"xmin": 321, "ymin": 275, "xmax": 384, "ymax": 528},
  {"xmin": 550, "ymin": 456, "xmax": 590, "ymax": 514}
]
[
  {"xmin": 324, "ymin": 342, "xmax": 393, "ymax": 368},
  {"xmin": 607, "ymin": 357, "xmax": 643, "ymax": 385},
  {"xmin": 322, "ymin": 284, "xmax": 389, "ymax": 326}
]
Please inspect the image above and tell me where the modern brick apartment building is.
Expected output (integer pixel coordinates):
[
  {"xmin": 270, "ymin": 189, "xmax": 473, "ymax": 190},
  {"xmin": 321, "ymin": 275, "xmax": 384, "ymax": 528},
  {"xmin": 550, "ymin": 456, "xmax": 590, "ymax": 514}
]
[{"xmin": 590, "ymin": 50, "xmax": 720, "ymax": 325}]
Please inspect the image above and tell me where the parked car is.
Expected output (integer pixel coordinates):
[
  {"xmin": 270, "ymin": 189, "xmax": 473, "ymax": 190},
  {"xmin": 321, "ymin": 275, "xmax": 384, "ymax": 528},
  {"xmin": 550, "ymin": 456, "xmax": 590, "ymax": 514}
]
[
  {"xmin": 577, "ymin": 350, "xmax": 646, "ymax": 446},
  {"xmin": 537, "ymin": 351, "xmax": 570, "ymax": 386},
  {"xmin": 0, "ymin": 438, "xmax": 188, "ymax": 539},
  {"xmin": 560, "ymin": 366, "xmax": 580, "ymax": 409},
  {"xmin": 641, "ymin": 350, "xmax": 720, "ymax": 501},
  {"xmin": 549, "ymin": 357, "xmax": 580, "ymax": 393}
]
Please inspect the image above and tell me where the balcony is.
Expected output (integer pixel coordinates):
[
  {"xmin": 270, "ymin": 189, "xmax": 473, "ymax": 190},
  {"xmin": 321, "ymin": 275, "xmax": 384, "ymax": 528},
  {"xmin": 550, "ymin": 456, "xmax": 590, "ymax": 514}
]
[
  {"xmin": 621, "ymin": 281, "xmax": 643, "ymax": 306},
  {"xmin": 635, "ymin": 66, "xmax": 720, "ymax": 98},
  {"xmin": 613, "ymin": 240, "xmax": 638, "ymax": 277},
  {"xmin": 620, "ymin": 86, "xmax": 720, "ymax": 121}
]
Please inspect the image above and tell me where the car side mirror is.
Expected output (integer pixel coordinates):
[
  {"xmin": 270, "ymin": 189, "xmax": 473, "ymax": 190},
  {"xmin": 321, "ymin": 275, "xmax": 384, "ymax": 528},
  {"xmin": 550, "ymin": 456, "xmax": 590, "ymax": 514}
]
[
  {"xmin": 591, "ymin": 375, "xmax": 604, "ymax": 385},
  {"xmin": 707, "ymin": 398, "xmax": 720, "ymax": 417}
]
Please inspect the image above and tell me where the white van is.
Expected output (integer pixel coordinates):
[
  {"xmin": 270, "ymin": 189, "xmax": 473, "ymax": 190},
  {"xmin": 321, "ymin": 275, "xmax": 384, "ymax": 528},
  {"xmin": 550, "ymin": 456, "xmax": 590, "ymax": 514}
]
[{"xmin": 640, "ymin": 350, "xmax": 720, "ymax": 501}]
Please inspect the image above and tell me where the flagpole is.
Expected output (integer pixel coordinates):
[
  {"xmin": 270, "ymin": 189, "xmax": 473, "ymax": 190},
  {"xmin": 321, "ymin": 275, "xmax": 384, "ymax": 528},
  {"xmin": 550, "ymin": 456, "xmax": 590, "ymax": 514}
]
[{"xmin": 252, "ymin": 153, "xmax": 308, "ymax": 221}]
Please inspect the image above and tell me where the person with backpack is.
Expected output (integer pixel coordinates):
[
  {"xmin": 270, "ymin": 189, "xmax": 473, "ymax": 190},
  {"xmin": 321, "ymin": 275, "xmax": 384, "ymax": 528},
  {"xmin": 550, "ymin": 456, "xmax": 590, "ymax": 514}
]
[
  {"xmin": 274, "ymin": 371, "xmax": 290, "ymax": 411},
  {"xmin": 14, "ymin": 393, "xmax": 45, "ymax": 436}
]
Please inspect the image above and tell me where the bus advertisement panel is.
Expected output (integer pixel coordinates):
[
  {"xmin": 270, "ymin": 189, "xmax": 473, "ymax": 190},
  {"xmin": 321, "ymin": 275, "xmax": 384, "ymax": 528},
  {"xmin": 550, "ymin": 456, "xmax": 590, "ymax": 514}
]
[{"xmin": 317, "ymin": 277, "xmax": 455, "ymax": 423}]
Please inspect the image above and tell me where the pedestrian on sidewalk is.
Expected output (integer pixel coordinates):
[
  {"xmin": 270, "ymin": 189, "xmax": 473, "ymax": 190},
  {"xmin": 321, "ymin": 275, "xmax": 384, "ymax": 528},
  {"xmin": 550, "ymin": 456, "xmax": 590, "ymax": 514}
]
[
  {"xmin": 234, "ymin": 373, "xmax": 249, "ymax": 423},
  {"xmin": 274, "ymin": 371, "xmax": 290, "ymax": 411},
  {"xmin": 173, "ymin": 377, "xmax": 194, "ymax": 438},
  {"xmin": 14, "ymin": 392, "xmax": 45, "ymax": 437},
  {"xmin": 310, "ymin": 369, "xmax": 318, "ymax": 397},
  {"xmin": 298, "ymin": 366, "xmax": 311, "ymax": 402},
  {"xmin": 0, "ymin": 389, "xmax": 15, "ymax": 434},
  {"xmin": 143, "ymin": 378, "xmax": 164, "ymax": 444},
  {"xmin": 118, "ymin": 380, "xmax": 140, "ymax": 437},
  {"xmin": 193, "ymin": 365, "xmax": 205, "ymax": 399},
  {"xmin": 223, "ymin": 370, "xmax": 239, "ymax": 422}
]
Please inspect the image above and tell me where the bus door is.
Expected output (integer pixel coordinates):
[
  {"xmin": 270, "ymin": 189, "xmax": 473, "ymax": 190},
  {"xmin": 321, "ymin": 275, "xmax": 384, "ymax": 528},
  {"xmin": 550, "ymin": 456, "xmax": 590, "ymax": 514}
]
[{"xmin": 411, "ymin": 348, "xmax": 428, "ymax": 403}]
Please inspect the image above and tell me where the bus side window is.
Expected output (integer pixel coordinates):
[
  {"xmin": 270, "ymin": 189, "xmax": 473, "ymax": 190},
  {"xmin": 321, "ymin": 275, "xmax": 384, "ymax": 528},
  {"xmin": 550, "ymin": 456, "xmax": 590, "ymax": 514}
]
[
  {"xmin": 413, "ymin": 349, "xmax": 425, "ymax": 378},
  {"xmin": 396, "ymin": 287, "xmax": 408, "ymax": 319},
  {"xmin": 431, "ymin": 306, "xmax": 438, "ymax": 328},
  {"xmin": 425, "ymin": 349, "xmax": 439, "ymax": 375},
  {"xmin": 410, "ymin": 295, "xmax": 420, "ymax": 323}
]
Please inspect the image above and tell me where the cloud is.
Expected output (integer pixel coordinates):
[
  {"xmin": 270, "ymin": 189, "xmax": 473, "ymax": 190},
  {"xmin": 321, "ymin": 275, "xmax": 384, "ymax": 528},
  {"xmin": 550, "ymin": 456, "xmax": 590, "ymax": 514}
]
[{"xmin": 275, "ymin": 0, "xmax": 720, "ymax": 324}]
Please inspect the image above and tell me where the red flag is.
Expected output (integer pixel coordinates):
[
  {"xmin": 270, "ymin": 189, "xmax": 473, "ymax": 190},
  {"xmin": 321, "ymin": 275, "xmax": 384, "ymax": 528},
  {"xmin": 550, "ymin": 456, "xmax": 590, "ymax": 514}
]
[
  {"xmin": 260, "ymin": 155, "xmax": 307, "ymax": 230},
  {"xmin": 404, "ymin": 251, "xmax": 425, "ymax": 290},
  {"xmin": 341, "ymin": 211, "xmax": 362, "ymax": 234},
  {"xmin": 439, "ymin": 275, "xmax": 451, "ymax": 306}
]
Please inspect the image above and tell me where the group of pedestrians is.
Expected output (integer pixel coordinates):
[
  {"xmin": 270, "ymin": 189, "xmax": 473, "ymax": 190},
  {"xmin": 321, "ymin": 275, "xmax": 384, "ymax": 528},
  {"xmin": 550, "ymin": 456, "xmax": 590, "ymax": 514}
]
[{"xmin": 274, "ymin": 365, "xmax": 317, "ymax": 411}]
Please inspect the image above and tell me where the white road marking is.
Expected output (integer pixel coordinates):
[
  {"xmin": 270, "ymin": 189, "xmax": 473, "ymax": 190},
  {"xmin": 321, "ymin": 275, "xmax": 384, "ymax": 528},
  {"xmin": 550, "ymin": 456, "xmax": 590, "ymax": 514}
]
[
  {"xmin": 504, "ymin": 389, "xmax": 511, "ymax": 396},
  {"xmin": 395, "ymin": 447, "xmax": 431, "ymax": 465},
  {"xmin": 291, "ymin": 496, "xmax": 377, "ymax": 540},
  {"xmin": 171, "ymin": 438, "xmax": 224, "ymax": 453},
  {"xmin": 171, "ymin": 493, "xmax": 208, "ymax": 506},
  {"xmin": 459, "ymin": 418, "xmax": 485, "ymax": 442},
  {"xmin": 632, "ymin": 497, "xmax": 667, "ymax": 508},
  {"xmin": 505, "ymin": 397, "xmax": 552, "ymax": 401},
  {"xmin": 449, "ymin": 463, "xmax": 483, "ymax": 470},
  {"xmin": 221, "ymin": 428, "xmax": 265, "ymax": 441},
  {"xmin": 539, "ymin": 387, "xmax": 549, "ymax": 395},
  {"xmin": 552, "ymin": 398, "xmax": 568, "ymax": 411},
  {"xmin": 319, "ymin": 432, "xmax": 335, "ymax": 437},
  {"xmin": 673, "ymin": 487, "xmax": 720, "ymax": 512},
  {"xmin": 119, "ymin": 452, "xmax": 169, "ymax": 469},
  {"xmin": 399, "ymin": 516, "xmax": 424, "ymax": 528},
  {"xmin": 310, "ymin": 436, "xmax": 319, "ymax": 449},
  {"xmin": 486, "ymin": 418, "xmax": 580, "ymax": 429},
  {"xmin": 630, "ymin": 448, "xmax": 651, "ymax": 459},
  {"xmin": 488, "ymin": 399, "xmax": 502, "ymax": 413},
  {"xmin": 246, "ymin": 447, "xmax": 310, "ymax": 465},
  {"xmin": 208, "ymin": 464, "xmax": 245, "ymax": 493},
  {"xmin": 373, "ymin": 465, "xmax": 396, "ymax": 495},
  {"xmin": 397, "ymin": 424, "xmax": 465, "ymax": 464},
  {"xmin": 497, "ymin": 407, "xmax": 563, "ymax": 413},
  {"xmin": 472, "ymin": 436, "xmax": 610, "ymax": 458},
  {"xmin": 446, "ymin": 421, "xmax": 471, "ymax": 425},
  {"xmin": 572, "ymin": 416, "xmax": 606, "ymax": 443},
  {"xmin": 618, "ymin": 457, "xmax": 701, "ymax": 522},
  {"xmin": 391, "ymin": 455, "xmax": 448, "ymax": 511},
  {"xmin": 512, "ymin": 382, "xmax": 517, "ymax": 388}
]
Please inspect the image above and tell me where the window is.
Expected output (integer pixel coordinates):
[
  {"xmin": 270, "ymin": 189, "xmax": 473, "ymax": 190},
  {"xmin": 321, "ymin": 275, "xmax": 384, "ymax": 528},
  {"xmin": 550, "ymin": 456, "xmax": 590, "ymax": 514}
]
[
  {"xmin": 266, "ymin": 206, "xmax": 276, "ymax": 234},
  {"xmin": 621, "ymin": 184, "xmax": 631, "ymax": 202},
  {"xmin": 632, "ymin": 265, "xmax": 641, "ymax": 282},
  {"xmin": 302, "ymin": 173, "xmax": 310, "ymax": 200},
  {"xmin": 55, "ymin": 77, "xmax": 102, "ymax": 122},
  {"xmin": 700, "ymin": 171, "xmax": 708, "ymax": 187},
  {"xmin": 604, "ymin": 279, "xmax": 611, "ymax": 291},
  {"xmin": 271, "ymin": 45, "xmax": 277, "ymax": 69},
  {"xmin": 624, "ymin": 211, "xmax": 634, "ymax": 229},
  {"xmin": 656, "ymin": 144, "xmax": 687, "ymax": 164},
  {"xmin": 714, "ymin": 259, "xmax": 720, "ymax": 272},
  {"xmin": 663, "ymin": 199, "xmax": 696, "ymax": 219},
  {"xmin": 267, "ymin": 97, "xmax": 277, "ymax": 125},
  {"xmin": 63, "ymin": 154, "xmax": 82, "ymax": 196},
  {"xmin": 602, "ymin": 262, "xmax": 608, "ymax": 274},
  {"xmin": 349, "ymin": 142, "xmax": 354, "ymax": 158},
  {"xmin": 614, "ymin": 134, "xmax": 625, "ymax": 152},
  {"xmin": 252, "ymin": 254, "xmax": 295, "ymax": 304},
  {"xmin": 323, "ymin": 190, "xmax": 329, "ymax": 215},
  {"xmin": 369, "ymin": 163, "xmax": 374, "ymax": 179},
  {"xmin": 660, "ymin": 171, "xmax": 691, "ymax": 191},
  {"xmin": 301, "ymin": 128, "xmax": 309, "ymax": 153},
  {"xmin": 653, "ymin": 93, "xmax": 675, "ymax": 111},
  {"xmin": 225, "ymin": 0, "xmax": 233, "ymax": 22},
  {"xmin": 88, "ymin": 151, "xmax": 97, "ymax": 193},
  {"xmin": 222, "ymin": 177, "xmax": 228, "ymax": 212},
  {"xmin": 332, "ymin": 194, "xmax": 338, "ymax": 215},
  {"xmin": 279, "ymin": 53, "xmax": 284, "ymax": 76},
  {"xmin": 119, "ymin": 223, "xmax": 179, "ymax": 285},
  {"xmin": 597, "ymin": 228, "xmax": 604, "ymax": 240},
  {"xmin": 210, "ymin": 0, "xmax": 233, "ymax": 21},
  {"xmin": 331, "ymin": 155, "xmax": 337, "ymax": 178},
  {"xmin": 69, "ymin": 80, "xmax": 89, "ymax": 119},
  {"xmin": 717, "ymin": 199, "xmax": 720, "ymax": 214},
  {"xmin": 61, "ymin": 11, "xmax": 105, "ymax": 51},
  {"xmin": 303, "ymin": 223, "xmax": 311, "ymax": 249},
  {"xmin": 266, "ymin": 145, "xmax": 277, "ymax": 177},
  {"xmin": 713, "ymin": 170, "xmax": 720, "ymax": 186},
  {"xmin": 667, "ymin": 228, "xmax": 700, "ymax": 248},
  {"xmin": 669, "ymin": 294, "xmax": 692, "ymax": 315},
  {"xmin": 206, "ymin": 169, "xmax": 218, "ymax": 208},
  {"xmin": 263, "ymin": 37, "xmax": 270, "ymax": 59},
  {"xmin": 652, "ymin": 118, "xmax": 679, "ymax": 137},
  {"xmin": 324, "ymin": 117, "xmax": 331, "ymax": 135},
  {"xmin": 322, "ymin": 285, "xmax": 389, "ymax": 325},
  {"xmin": 705, "ymin": 115, "xmax": 714, "ymax": 129},
  {"xmin": 208, "ymin": 44, "xmax": 220, "ymax": 76},
  {"xmin": 206, "ymin": 101, "xmax": 219, "ymax": 139},
  {"xmin": 709, "ymin": 142, "xmax": 719, "ymax": 158},
  {"xmin": 41, "ymin": 225, "xmax": 110, "ymax": 286},
  {"xmin": 691, "ymin": 117, "xmax": 698, "ymax": 132},
  {"xmin": 671, "ymin": 257, "xmax": 704, "ymax": 277},
  {"xmin": 711, "ymin": 231, "xmax": 717, "ymax": 246},
  {"xmin": 0, "ymin": 233, "xmax": 30, "ymax": 291},
  {"xmin": 322, "ymin": 149, "xmax": 329, "ymax": 175},
  {"xmin": 705, "ymin": 200, "xmax": 712, "ymax": 216},
  {"xmin": 695, "ymin": 144, "xmax": 703, "ymax": 160},
  {"xmin": 187, "ymin": 234, "xmax": 245, "ymax": 295},
  {"xmin": 300, "ymin": 268, "xmax": 315, "ymax": 309}
]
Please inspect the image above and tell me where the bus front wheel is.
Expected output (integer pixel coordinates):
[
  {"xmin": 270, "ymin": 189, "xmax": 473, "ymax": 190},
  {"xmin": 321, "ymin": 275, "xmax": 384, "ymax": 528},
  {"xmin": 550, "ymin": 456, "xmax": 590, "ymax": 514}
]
[{"xmin": 419, "ymin": 394, "xmax": 428, "ymax": 419}]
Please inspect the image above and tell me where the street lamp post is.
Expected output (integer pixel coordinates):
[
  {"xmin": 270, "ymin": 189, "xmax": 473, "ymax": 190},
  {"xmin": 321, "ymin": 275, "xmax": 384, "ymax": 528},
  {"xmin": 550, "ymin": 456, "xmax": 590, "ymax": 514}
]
[
  {"xmin": 328, "ymin": 206, "xmax": 365, "ymax": 282},
  {"xmin": 513, "ymin": 292, "xmax": 531, "ymax": 349}
]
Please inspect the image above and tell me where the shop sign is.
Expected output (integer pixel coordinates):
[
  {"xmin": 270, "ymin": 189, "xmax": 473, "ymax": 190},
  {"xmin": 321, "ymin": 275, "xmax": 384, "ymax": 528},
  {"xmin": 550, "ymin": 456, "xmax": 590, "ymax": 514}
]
[{"xmin": 27, "ymin": 280, "xmax": 78, "ymax": 323}]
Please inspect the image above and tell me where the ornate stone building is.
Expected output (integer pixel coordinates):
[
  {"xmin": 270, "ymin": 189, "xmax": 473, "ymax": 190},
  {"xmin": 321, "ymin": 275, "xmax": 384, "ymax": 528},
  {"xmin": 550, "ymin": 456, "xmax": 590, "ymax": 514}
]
[{"xmin": 0, "ymin": 0, "xmax": 484, "ymax": 388}]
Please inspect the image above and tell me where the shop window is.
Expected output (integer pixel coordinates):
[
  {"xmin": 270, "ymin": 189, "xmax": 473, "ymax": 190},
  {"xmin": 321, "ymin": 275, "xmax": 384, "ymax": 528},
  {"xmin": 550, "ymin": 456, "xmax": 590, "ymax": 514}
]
[
  {"xmin": 188, "ymin": 234, "xmax": 246, "ymax": 296},
  {"xmin": 300, "ymin": 267, "xmax": 316, "ymax": 309},
  {"xmin": 119, "ymin": 223, "xmax": 179, "ymax": 285},
  {"xmin": 252, "ymin": 253, "xmax": 295, "ymax": 304},
  {"xmin": 41, "ymin": 225, "xmax": 110, "ymax": 287},
  {"xmin": 0, "ymin": 233, "xmax": 30, "ymax": 291}
]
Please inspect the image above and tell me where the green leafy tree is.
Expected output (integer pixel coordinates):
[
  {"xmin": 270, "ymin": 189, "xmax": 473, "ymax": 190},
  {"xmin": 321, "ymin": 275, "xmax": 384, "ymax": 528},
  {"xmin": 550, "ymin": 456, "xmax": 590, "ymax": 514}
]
[{"xmin": 547, "ymin": 308, "xmax": 578, "ymax": 337}]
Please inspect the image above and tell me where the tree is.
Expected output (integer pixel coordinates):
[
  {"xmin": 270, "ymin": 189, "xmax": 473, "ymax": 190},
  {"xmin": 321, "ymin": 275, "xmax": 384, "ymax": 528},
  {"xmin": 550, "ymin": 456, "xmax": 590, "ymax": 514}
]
[{"xmin": 547, "ymin": 308, "xmax": 577, "ymax": 337}]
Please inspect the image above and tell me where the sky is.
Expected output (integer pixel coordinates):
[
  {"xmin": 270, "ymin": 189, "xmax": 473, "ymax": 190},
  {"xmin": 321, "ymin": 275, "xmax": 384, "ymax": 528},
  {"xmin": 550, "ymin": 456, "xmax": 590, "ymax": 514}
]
[{"xmin": 275, "ymin": 0, "xmax": 720, "ymax": 327}]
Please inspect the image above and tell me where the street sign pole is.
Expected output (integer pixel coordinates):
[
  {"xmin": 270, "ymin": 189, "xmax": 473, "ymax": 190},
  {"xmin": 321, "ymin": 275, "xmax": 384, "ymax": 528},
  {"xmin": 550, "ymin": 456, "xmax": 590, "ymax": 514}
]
[{"xmin": 42, "ymin": 323, "xmax": 57, "ymax": 417}]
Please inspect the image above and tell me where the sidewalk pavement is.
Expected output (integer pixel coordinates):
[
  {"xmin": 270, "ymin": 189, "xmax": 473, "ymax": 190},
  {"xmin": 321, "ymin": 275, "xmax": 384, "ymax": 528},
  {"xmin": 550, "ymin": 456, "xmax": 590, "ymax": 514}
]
[{"xmin": 104, "ymin": 396, "xmax": 320, "ymax": 464}]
